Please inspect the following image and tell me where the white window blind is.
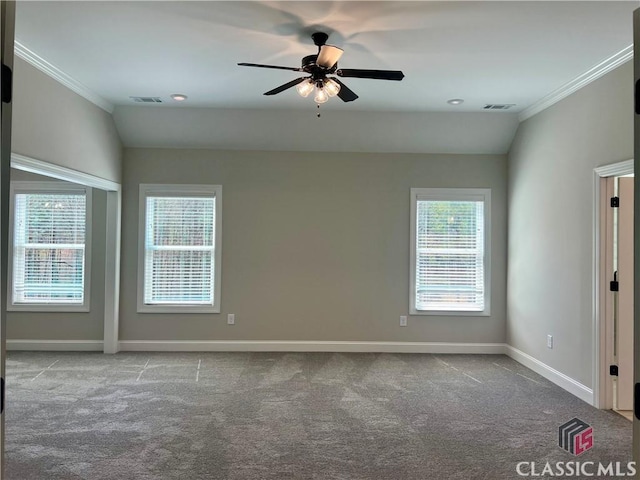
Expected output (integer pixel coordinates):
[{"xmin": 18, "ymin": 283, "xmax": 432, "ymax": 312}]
[
  {"xmin": 12, "ymin": 191, "xmax": 87, "ymax": 305},
  {"xmin": 143, "ymin": 195, "xmax": 216, "ymax": 306},
  {"xmin": 411, "ymin": 189, "xmax": 489, "ymax": 314}
]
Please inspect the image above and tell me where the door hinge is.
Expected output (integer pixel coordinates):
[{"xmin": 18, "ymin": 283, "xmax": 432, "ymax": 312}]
[
  {"xmin": 610, "ymin": 365, "xmax": 619, "ymax": 376},
  {"xmin": 1, "ymin": 63, "xmax": 12, "ymax": 104},
  {"xmin": 610, "ymin": 271, "xmax": 619, "ymax": 292},
  {"xmin": 611, "ymin": 196, "xmax": 620, "ymax": 208}
]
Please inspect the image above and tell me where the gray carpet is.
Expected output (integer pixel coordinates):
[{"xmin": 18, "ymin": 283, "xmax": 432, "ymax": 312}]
[{"xmin": 4, "ymin": 352, "xmax": 632, "ymax": 479}]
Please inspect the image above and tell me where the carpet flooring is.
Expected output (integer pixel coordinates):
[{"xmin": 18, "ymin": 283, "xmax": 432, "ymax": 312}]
[{"xmin": 4, "ymin": 352, "xmax": 633, "ymax": 479}]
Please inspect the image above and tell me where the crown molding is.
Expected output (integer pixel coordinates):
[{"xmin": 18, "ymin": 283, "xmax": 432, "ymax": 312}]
[
  {"xmin": 519, "ymin": 44, "xmax": 633, "ymax": 122},
  {"xmin": 14, "ymin": 40, "xmax": 114, "ymax": 114}
]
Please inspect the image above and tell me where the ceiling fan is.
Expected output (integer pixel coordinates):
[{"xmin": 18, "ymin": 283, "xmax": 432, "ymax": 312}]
[{"xmin": 238, "ymin": 32, "xmax": 405, "ymax": 104}]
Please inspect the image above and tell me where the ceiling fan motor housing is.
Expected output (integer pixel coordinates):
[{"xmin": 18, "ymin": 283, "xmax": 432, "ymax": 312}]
[
  {"xmin": 301, "ymin": 54, "xmax": 337, "ymax": 79},
  {"xmin": 302, "ymin": 55, "xmax": 318, "ymax": 69}
]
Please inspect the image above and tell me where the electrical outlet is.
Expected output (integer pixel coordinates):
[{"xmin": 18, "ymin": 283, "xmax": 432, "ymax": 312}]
[
  {"xmin": 547, "ymin": 335, "xmax": 553, "ymax": 349},
  {"xmin": 227, "ymin": 314, "xmax": 235, "ymax": 325},
  {"xmin": 400, "ymin": 316, "xmax": 407, "ymax": 327}
]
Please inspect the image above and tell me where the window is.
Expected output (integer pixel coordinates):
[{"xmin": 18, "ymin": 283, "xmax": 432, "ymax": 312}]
[
  {"xmin": 410, "ymin": 188, "xmax": 490, "ymax": 315},
  {"xmin": 138, "ymin": 184, "xmax": 222, "ymax": 313},
  {"xmin": 8, "ymin": 182, "xmax": 91, "ymax": 311}
]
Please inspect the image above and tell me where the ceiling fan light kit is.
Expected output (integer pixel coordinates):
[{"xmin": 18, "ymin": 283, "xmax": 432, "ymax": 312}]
[
  {"xmin": 324, "ymin": 78, "xmax": 341, "ymax": 97},
  {"xmin": 314, "ymin": 85, "xmax": 329, "ymax": 104},
  {"xmin": 295, "ymin": 79, "xmax": 315, "ymax": 97},
  {"xmin": 238, "ymin": 31, "xmax": 405, "ymax": 106}
]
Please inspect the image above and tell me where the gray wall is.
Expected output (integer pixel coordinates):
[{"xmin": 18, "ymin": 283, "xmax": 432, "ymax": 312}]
[
  {"xmin": 121, "ymin": 148, "xmax": 507, "ymax": 342},
  {"xmin": 11, "ymin": 57, "xmax": 122, "ymax": 183},
  {"xmin": 6, "ymin": 170, "xmax": 106, "ymax": 341},
  {"xmin": 507, "ymin": 61, "xmax": 633, "ymax": 388},
  {"xmin": 114, "ymin": 106, "xmax": 520, "ymax": 155},
  {"xmin": 8, "ymin": 57, "xmax": 122, "ymax": 341}
]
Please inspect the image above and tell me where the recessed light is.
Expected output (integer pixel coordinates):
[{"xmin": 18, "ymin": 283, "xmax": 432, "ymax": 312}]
[
  {"xmin": 170, "ymin": 94, "xmax": 188, "ymax": 102},
  {"xmin": 447, "ymin": 98, "xmax": 464, "ymax": 105}
]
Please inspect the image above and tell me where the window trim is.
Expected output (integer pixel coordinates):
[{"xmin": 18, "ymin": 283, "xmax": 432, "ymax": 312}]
[
  {"xmin": 7, "ymin": 181, "xmax": 92, "ymax": 312},
  {"xmin": 409, "ymin": 188, "xmax": 491, "ymax": 316},
  {"xmin": 137, "ymin": 184, "xmax": 222, "ymax": 314}
]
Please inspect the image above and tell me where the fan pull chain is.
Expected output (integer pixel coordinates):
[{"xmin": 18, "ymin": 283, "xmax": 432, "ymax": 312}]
[{"xmin": 317, "ymin": 104, "xmax": 321, "ymax": 118}]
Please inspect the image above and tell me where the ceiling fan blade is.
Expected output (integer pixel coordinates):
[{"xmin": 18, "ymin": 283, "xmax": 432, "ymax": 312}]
[
  {"xmin": 336, "ymin": 69, "xmax": 405, "ymax": 81},
  {"xmin": 264, "ymin": 77, "xmax": 308, "ymax": 96},
  {"xmin": 331, "ymin": 78, "xmax": 358, "ymax": 102},
  {"xmin": 316, "ymin": 45, "xmax": 344, "ymax": 69},
  {"xmin": 238, "ymin": 62, "xmax": 303, "ymax": 72}
]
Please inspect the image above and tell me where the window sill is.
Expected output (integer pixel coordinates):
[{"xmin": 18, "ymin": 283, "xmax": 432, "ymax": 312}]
[
  {"xmin": 7, "ymin": 304, "xmax": 90, "ymax": 313},
  {"xmin": 137, "ymin": 305, "xmax": 220, "ymax": 314},
  {"xmin": 409, "ymin": 309, "xmax": 491, "ymax": 317}
]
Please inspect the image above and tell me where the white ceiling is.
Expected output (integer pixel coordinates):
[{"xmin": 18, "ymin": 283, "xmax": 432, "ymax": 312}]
[{"xmin": 13, "ymin": 1, "xmax": 638, "ymax": 153}]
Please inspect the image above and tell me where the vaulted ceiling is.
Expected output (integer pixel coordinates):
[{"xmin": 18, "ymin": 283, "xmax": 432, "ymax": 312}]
[{"xmin": 14, "ymin": 1, "xmax": 637, "ymax": 153}]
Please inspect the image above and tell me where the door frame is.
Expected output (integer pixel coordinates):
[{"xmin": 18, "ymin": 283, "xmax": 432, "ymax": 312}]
[
  {"xmin": 1, "ymin": 2, "xmax": 16, "ymax": 477},
  {"xmin": 593, "ymin": 159, "xmax": 633, "ymax": 409}
]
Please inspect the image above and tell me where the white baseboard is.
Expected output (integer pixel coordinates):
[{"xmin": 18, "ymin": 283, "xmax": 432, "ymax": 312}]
[
  {"xmin": 7, "ymin": 340, "xmax": 104, "ymax": 351},
  {"xmin": 118, "ymin": 340, "xmax": 506, "ymax": 354},
  {"xmin": 3, "ymin": 339, "xmax": 593, "ymax": 404},
  {"xmin": 505, "ymin": 345, "xmax": 594, "ymax": 405}
]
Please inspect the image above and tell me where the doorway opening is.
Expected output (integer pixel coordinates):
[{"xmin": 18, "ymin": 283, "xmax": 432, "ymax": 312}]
[{"xmin": 9, "ymin": 154, "xmax": 122, "ymax": 354}]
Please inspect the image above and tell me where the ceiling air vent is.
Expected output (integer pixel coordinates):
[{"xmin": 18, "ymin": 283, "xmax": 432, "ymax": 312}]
[
  {"xmin": 130, "ymin": 96, "xmax": 163, "ymax": 103},
  {"xmin": 484, "ymin": 104, "xmax": 515, "ymax": 110}
]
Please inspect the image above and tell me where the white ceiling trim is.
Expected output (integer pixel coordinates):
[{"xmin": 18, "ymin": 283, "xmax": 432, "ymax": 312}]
[
  {"xmin": 14, "ymin": 40, "xmax": 114, "ymax": 114},
  {"xmin": 518, "ymin": 44, "xmax": 633, "ymax": 122},
  {"xmin": 11, "ymin": 153, "xmax": 121, "ymax": 191}
]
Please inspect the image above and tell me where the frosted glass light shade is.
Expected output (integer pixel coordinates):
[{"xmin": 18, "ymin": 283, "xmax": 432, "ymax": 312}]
[
  {"xmin": 316, "ymin": 45, "xmax": 344, "ymax": 69},
  {"xmin": 296, "ymin": 79, "xmax": 315, "ymax": 97},
  {"xmin": 314, "ymin": 86, "xmax": 329, "ymax": 104},
  {"xmin": 324, "ymin": 79, "xmax": 341, "ymax": 97}
]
